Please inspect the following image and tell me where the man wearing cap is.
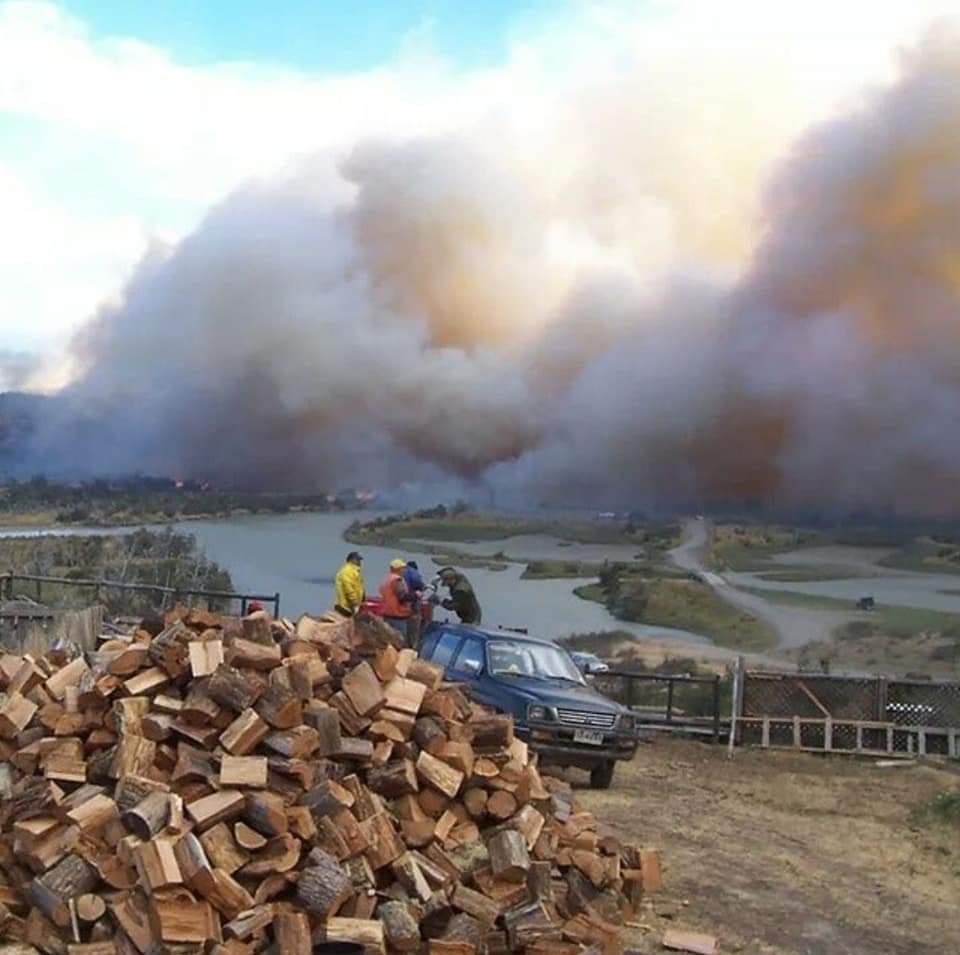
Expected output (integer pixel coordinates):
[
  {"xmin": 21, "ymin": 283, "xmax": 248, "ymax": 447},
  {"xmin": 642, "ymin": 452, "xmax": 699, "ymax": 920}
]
[
  {"xmin": 379, "ymin": 558, "xmax": 413, "ymax": 641},
  {"xmin": 437, "ymin": 566, "xmax": 482, "ymax": 624},
  {"xmin": 334, "ymin": 551, "xmax": 366, "ymax": 618}
]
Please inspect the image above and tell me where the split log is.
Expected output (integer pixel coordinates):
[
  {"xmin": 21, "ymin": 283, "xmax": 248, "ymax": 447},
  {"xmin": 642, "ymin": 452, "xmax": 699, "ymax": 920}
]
[
  {"xmin": 451, "ymin": 883, "xmax": 501, "ymax": 926},
  {"xmin": 406, "ymin": 659, "xmax": 444, "ymax": 690},
  {"xmin": 108, "ymin": 735, "xmax": 156, "ymax": 780},
  {"xmin": 368, "ymin": 759, "xmax": 419, "ymax": 798},
  {"xmin": 243, "ymin": 791, "xmax": 288, "ymax": 838},
  {"xmin": 148, "ymin": 621, "xmax": 192, "ymax": 677},
  {"xmin": 75, "ymin": 893, "xmax": 106, "ymax": 923},
  {"xmin": 527, "ymin": 860, "xmax": 553, "ymax": 903},
  {"xmin": 463, "ymin": 787, "xmax": 488, "ymax": 820},
  {"xmin": 122, "ymin": 666, "xmax": 168, "ymax": 696},
  {"xmin": 45, "ymin": 657, "xmax": 90, "ymax": 701},
  {"xmin": 296, "ymin": 850, "xmax": 352, "ymax": 916},
  {"xmin": 361, "ymin": 812, "xmax": 406, "ymax": 870},
  {"xmin": 392, "ymin": 852, "xmax": 432, "ymax": 902},
  {"xmin": 120, "ymin": 790, "xmax": 169, "ymax": 839},
  {"xmin": 224, "ymin": 903, "xmax": 273, "ymax": 940},
  {"xmin": 207, "ymin": 664, "xmax": 263, "ymax": 712},
  {"xmin": 662, "ymin": 930, "xmax": 719, "ymax": 955},
  {"xmin": 273, "ymin": 910, "xmax": 311, "ymax": 955},
  {"xmin": 132, "ymin": 837, "xmax": 183, "ymax": 889},
  {"xmin": 379, "ymin": 899, "xmax": 421, "ymax": 952},
  {"xmin": 188, "ymin": 640, "xmax": 224, "ymax": 678},
  {"xmin": 219, "ymin": 755, "xmax": 268, "ymax": 788},
  {"xmin": 383, "ymin": 676, "xmax": 426, "ymax": 715},
  {"xmin": 304, "ymin": 704, "xmax": 341, "ymax": 756},
  {"xmin": 640, "ymin": 848, "xmax": 662, "ymax": 892},
  {"xmin": 200, "ymin": 822, "xmax": 250, "ymax": 874},
  {"xmin": 487, "ymin": 791, "xmax": 517, "ymax": 821},
  {"xmin": 263, "ymin": 725, "xmax": 318, "ymax": 759},
  {"xmin": 0, "ymin": 692, "xmax": 38, "ymax": 738},
  {"xmin": 173, "ymin": 832, "xmax": 213, "ymax": 893},
  {"xmin": 467, "ymin": 716, "xmax": 514, "ymax": 751},
  {"xmin": 254, "ymin": 682, "xmax": 302, "ymax": 729},
  {"xmin": 488, "ymin": 830, "xmax": 530, "ymax": 883},
  {"xmin": 186, "ymin": 790, "xmax": 246, "ymax": 831},
  {"xmin": 342, "ymin": 661, "xmax": 386, "ymax": 716},
  {"xmin": 241, "ymin": 832, "xmax": 301, "ymax": 876},
  {"xmin": 202, "ymin": 868, "xmax": 256, "ymax": 920},
  {"xmin": 417, "ymin": 751, "xmax": 464, "ymax": 799},
  {"xmin": 149, "ymin": 895, "xmax": 220, "ymax": 944},
  {"xmin": 510, "ymin": 803, "xmax": 546, "ymax": 849},
  {"xmin": 503, "ymin": 901, "xmax": 558, "ymax": 950},
  {"xmin": 219, "ymin": 709, "xmax": 269, "ymax": 756},
  {"xmin": 229, "ymin": 639, "xmax": 281, "ymax": 671},
  {"xmin": 30, "ymin": 854, "xmax": 98, "ymax": 927}
]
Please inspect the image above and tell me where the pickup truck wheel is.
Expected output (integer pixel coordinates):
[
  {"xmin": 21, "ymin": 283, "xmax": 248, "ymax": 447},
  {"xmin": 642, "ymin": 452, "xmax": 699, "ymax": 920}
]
[{"xmin": 589, "ymin": 760, "xmax": 615, "ymax": 789}]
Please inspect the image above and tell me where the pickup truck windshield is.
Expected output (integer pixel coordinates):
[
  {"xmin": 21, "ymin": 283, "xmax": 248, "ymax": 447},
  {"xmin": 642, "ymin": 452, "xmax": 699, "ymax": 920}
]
[{"xmin": 487, "ymin": 640, "xmax": 585, "ymax": 684}]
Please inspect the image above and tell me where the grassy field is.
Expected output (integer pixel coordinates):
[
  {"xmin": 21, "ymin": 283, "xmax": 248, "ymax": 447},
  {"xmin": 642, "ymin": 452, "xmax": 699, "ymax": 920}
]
[
  {"xmin": 754, "ymin": 566, "xmax": 868, "ymax": 582},
  {"xmin": 706, "ymin": 524, "xmax": 824, "ymax": 571},
  {"xmin": 879, "ymin": 536, "xmax": 960, "ymax": 575},
  {"xmin": 521, "ymin": 559, "xmax": 608, "ymax": 579},
  {"xmin": 576, "ymin": 574, "xmax": 776, "ymax": 652},
  {"xmin": 579, "ymin": 739, "xmax": 960, "ymax": 954},
  {"xmin": 347, "ymin": 508, "xmax": 682, "ymax": 553},
  {"xmin": 708, "ymin": 521, "xmax": 960, "ymax": 580},
  {"xmin": 742, "ymin": 587, "xmax": 960, "ymax": 674}
]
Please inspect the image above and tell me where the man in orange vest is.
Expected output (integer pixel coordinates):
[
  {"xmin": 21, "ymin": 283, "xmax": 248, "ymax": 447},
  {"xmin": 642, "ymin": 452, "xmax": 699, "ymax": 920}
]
[{"xmin": 379, "ymin": 558, "xmax": 413, "ymax": 642}]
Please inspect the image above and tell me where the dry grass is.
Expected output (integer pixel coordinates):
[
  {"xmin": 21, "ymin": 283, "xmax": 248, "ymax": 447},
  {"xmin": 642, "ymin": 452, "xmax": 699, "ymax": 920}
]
[{"xmin": 573, "ymin": 739, "xmax": 960, "ymax": 955}]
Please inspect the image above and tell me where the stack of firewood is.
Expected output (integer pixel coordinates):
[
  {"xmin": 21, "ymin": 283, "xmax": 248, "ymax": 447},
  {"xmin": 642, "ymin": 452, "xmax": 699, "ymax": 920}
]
[{"xmin": 0, "ymin": 607, "xmax": 663, "ymax": 955}]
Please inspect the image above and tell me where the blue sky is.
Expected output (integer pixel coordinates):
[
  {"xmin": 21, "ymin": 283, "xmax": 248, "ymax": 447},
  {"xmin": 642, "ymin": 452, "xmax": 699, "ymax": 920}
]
[{"xmin": 59, "ymin": 0, "xmax": 552, "ymax": 70}]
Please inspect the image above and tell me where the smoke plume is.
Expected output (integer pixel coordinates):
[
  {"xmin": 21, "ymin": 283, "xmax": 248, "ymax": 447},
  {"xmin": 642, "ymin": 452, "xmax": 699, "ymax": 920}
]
[{"xmin": 26, "ymin": 15, "xmax": 960, "ymax": 514}]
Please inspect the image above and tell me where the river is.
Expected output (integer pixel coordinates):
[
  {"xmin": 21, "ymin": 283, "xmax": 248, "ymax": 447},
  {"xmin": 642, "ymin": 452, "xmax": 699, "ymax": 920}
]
[{"xmin": 0, "ymin": 512, "xmax": 708, "ymax": 644}]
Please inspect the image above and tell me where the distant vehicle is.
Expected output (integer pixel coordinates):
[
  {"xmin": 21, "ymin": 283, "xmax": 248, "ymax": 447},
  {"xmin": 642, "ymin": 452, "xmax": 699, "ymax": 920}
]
[
  {"xmin": 856, "ymin": 596, "xmax": 875, "ymax": 611},
  {"xmin": 419, "ymin": 623, "xmax": 638, "ymax": 788},
  {"xmin": 570, "ymin": 651, "xmax": 610, "ymax": 675}
]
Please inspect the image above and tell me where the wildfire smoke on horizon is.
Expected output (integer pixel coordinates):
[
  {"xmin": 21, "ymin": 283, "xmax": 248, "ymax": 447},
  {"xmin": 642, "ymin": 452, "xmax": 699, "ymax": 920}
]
[{"xmin": 17, "ymin": 7, "xmax": 960, "ymax": 516}]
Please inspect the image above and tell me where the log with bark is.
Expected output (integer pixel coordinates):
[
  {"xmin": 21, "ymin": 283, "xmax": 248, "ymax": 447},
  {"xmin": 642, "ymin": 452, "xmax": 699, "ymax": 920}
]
[{"xmin": 0, "ymin": 604, "xmax": 679, "ymax": 955}]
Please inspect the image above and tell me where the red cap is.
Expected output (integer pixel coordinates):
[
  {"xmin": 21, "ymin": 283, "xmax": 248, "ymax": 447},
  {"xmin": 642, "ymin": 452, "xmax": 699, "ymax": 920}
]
[{"xmin": 248, "ymin": 600, "xmax": 264, "ymax": 613}]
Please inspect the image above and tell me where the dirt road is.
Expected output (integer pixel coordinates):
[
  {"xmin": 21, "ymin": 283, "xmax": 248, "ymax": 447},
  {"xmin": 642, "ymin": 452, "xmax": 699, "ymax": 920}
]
[
  {"xmin": 576, "ymin": 740, "xmax": 960, "ymax": 955},
  {"xmin": 670, "ymin": 520, "xmax": 856, "ymax": 649}
]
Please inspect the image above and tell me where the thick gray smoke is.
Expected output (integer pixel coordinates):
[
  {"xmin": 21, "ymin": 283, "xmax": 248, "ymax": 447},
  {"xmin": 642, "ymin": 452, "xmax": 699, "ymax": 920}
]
[
  {"xmin": 32, "ymin": 29, "xmax": 960, "ymax": 513},
  {"xmin": 0, "ymin": 350, "xmax": 40, "ymax": 390}
]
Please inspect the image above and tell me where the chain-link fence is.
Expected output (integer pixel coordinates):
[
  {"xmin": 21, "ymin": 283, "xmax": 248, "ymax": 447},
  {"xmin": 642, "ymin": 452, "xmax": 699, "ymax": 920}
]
[{"xmin": 739, "ymin": 670, "xmax": 960, "ymax": 755}]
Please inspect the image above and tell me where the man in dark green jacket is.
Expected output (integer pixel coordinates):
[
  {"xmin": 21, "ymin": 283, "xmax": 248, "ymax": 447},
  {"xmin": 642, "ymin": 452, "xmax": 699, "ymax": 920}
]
[{"xmin": 437, "ymin": 567, "xmax": 482, "ymax": 624}]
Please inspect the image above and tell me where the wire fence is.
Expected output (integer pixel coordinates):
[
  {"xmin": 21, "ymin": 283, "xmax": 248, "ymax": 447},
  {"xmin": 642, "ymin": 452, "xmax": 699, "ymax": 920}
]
[{"xmin": 0, "ymin": 571, "xmax": 280, "ymax": 619}]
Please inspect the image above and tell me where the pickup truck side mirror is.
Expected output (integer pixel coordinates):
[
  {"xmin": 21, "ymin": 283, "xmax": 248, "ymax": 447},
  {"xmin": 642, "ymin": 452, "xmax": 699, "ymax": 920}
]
[{"xmin": 461, "ymin": 659, "xmax": 483, "ymax": 677}]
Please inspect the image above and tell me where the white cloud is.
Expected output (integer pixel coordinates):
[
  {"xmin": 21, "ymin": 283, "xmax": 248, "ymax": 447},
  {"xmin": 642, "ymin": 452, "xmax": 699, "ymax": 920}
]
[
  {"xmin": 0, "ymin": 160, "xmax": 145, "ymax": 380},
  {"xmin": 1, "ymin": 0, "xmax": 957, "ymax": 377}
]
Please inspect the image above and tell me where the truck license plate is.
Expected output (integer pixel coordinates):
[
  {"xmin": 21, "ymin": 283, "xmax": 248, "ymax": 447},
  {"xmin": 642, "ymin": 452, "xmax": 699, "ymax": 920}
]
[{"xmin": 573, "ymin": 729, "xmax": 604, "ymax": 745}]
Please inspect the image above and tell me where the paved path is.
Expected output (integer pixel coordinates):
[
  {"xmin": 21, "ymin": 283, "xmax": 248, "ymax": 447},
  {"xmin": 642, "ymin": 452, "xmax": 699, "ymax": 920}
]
[{"xmin": 668, "ymin": 519, "xmax": 857, "ymax": 650}]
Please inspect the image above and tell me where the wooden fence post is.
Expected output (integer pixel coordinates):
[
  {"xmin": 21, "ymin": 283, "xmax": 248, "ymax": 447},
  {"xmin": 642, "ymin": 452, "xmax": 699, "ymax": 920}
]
[{"xmin": 727, "ymin": 656, "xmax": 745, "ymax": 757}]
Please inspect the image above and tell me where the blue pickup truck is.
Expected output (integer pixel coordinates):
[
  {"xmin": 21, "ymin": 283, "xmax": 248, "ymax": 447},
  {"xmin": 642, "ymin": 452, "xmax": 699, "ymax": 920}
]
[{"xmin": 419, "ymin": 622, "xmax": 637, "ymax": 788}]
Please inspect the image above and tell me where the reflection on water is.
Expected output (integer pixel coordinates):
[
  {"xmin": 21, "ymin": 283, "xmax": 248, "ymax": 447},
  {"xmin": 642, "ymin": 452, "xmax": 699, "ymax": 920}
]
[{"xmin": 0, "ymin": 512, "xmax": 709, "ymax": 645}]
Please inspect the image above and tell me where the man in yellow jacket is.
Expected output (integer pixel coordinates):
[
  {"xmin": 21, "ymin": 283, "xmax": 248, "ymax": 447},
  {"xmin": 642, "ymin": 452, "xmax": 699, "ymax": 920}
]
[{"xmin": 334, "ymin": 551, "xmax": 365, "ymax": 617}]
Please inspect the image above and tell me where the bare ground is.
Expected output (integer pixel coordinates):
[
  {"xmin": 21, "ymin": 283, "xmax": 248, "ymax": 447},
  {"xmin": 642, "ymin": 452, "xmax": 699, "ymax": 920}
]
[{"xmin": 572, "ymin": 739, "xmax": 960, "ymax": 955}]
